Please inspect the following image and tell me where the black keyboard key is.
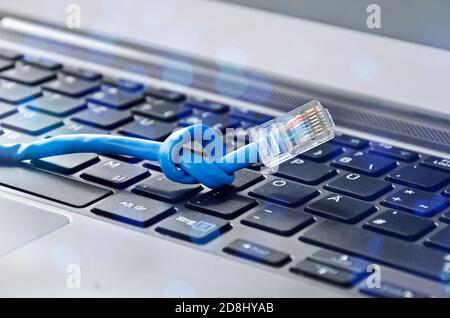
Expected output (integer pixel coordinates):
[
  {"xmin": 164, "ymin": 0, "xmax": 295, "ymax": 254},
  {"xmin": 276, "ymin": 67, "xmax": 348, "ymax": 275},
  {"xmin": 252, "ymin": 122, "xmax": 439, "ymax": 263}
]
[
  {"xmin": 361, "ymin": 282, "xmax": 429, "ymax": 298},
  {"xmin": 0, "ymin": 79, "xmax": 41, "ymax": 104},
  {"xmin": 43, "ymin": 74, "xmax": 100, "ymax": 97},
  {"xmin": 179, "ymin": 112, "xmax": 240, "ymax": 131},
  {"xmin": 249, "ymin": 178, "xmax": 319, "ymax": 207},
  {"xmin": 309, "ymin": 250, "xmax": 369, "ymax": 274},
  {"xmin": 441, "ymin": 210, "xmax": 450, "ymax": 223},
  {"xmin": 178, "ymin": 114, "xmax": 204, "ymax": 127},
  {"xmin": 242, "ymin": 204, "xmax": 314, "ymax": 236},
  {"xmin": 291, "ymin": 259, "xmax": 362, "ymax": 286},
  {"xmin": 72, "ymin": 105, "xmax": 133, "ymax": 129},
  {"xmin": 300, "ymin": 220, "xmax": 450, "ymax": 282},
  {"xmin": 186, "ymin": 190, "xmax": 258, "ymax": 219},
  {"xmin": 104, "ymin": 153, "xmax": 142, "ymax": 164},
  {"xmin": 299, "ymin": 142, "xmax": 343, "ymax": 162},
  {"xmin": 92, "ymin": 192, "xmax": 175, "ymax": 228},
  {"xmin": 23, "ymin": 56, "xmax": 61, "ymax": 70},
  {"xmin": 132, "ymin": 98, "xmax": 191, "ymax": 121},
  {"xmin": 143, "ymin": 160, "xmax": 162, "ymax": 172},
  {"xmin": 1, "ymin": 110, "xmax": 63, "ymax": 135},
  {"xmin": 227, "ymin": 169, "xmax": 265, "ymax": 191},
  {"xmin": 0, "ymin": 129, "xmax": 34, "ymax": 143},
  {"xmin": 306, "ymin": 194, "xmax": 376, "ymax": 223},
  {"xmin": 421, "ymin": 156, "xmax": 450, "ymax": 172},
  {"xmin": 332, "ymin": 151, "xmax": 397, "ymax": 176},
  {"xmin": 364, "ymin": 210, "xmax": 436, "ymax": 241},
  {"xmin": 276, "ymin": 158, "xmax": 337, "ymax": 185},
  {"xmin": 146, "ymin": 87, "xmax": 186, "ymax": 102},
  {"xmin": 155, "ymin": 210, "xmax": 231, "ymax": 244},
  {"xmin": 184, "ymin": 99, "xmax": 229, "ymax": 113},
  {"xmin": 382, "ymin": 188, "xmax": 449, "ymax": 217},
  {"xmin": 0, "ymin": 165, "xmax": 111, "ymax": 208},
  {"xmin": 118, "ymin": 117, "xmax": 176, "ymax": 141},
  {"xmin": 33, "ymin": 153, "xmax": 99, "ymax": 174},
  {"xmin": 146, "ymin": 86, "xmax": 185, "ymax": 102},
  {"xmin": 387, "ymin": 165, "xmax": 450, "ymax": 191},
  {"xmin": 325, "ymin": 172, "xmax": 392, "ymax": 201},
  {"xmin": 224, "ymin": 239, "xmax": 291, "ymax": 267},
  {"xmin": 62, "ymin": 67, "xmax": 102, "ymax": 81},
  {"xmin": 229, "ymin": 108, "xmax": 273, "ymax": 124},
  {"xmin": 0, "ymin": 57, "xmax": 14, "ymax": 71},
  {"xmin": 248, "ymin": 162, "xmax": 264, "ymax": 171},
  {"xmin": 87, "ymin": 85, "xmax": 144, "ymax": 109},
  {"xmin": 332, "ymin": 134, "xmax": 369, "ymax": 149},
  {"xmin": 0, "ymin": 102, "xmax": 17, "ymax": 118},
  {"xmin": 133, "ymin": 174, "xmax": 203, "ymax": 203},
  {"xmin": 425, "ymin": 226, "xmax": 450, "ymax": 251},
  {"xmin": 1, "ymin": 63, "xmax": 55, "ymax": 85},
  {"xmin": 370, "ymin": 143, "xmax": 419, "ymax": 162},
  {"xmin": 0, "ymin": 48, "xmax": 22, "ymax": 60},
  {"xmin": 26, "ymin": 93, "xmax": 86, "ymax": 117},
  {"xmin": 47, "ymin": 121, "xmax": 106, "ymax": 136},
  {"xmin": 103, "ymin": 77, "xmax": 144, "ymax": 92},
  {"xmin": 81, "ymin": 159, "xmax": 150, "ymax": 189}
]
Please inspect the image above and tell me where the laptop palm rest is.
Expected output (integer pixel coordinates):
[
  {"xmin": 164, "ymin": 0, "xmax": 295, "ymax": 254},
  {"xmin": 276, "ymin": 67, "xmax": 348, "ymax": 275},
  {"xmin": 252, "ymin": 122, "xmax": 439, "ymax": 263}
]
[{"xmin": 0, "ymin": 195, "xmax": 69, "ymax": 257}]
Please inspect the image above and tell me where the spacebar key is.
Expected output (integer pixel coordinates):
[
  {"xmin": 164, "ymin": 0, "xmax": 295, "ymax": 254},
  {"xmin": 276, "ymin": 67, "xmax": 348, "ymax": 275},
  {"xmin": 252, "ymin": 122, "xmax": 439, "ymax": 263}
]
[
  {"xmin": 300, "ymin": 221, "xmax": 450, "ymax": 282},
  {"xmin": 0, "ymin": 166, "xmax": 112, "ymax": 208}
]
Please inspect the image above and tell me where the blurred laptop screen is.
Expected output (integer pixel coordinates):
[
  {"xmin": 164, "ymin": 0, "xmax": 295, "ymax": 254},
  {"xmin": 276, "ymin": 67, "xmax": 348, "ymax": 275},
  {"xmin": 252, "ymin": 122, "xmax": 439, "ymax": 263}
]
[{"xmin": 219, "ymin": 0, "xmax": 450, "ymax": 51}]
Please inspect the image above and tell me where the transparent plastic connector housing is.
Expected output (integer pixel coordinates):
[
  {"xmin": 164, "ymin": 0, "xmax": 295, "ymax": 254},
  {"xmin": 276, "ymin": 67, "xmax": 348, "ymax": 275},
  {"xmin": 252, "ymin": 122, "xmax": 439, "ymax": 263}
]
[{"xmin": 249, "ymin": 100, "xmax": 335, "ymax": 168}]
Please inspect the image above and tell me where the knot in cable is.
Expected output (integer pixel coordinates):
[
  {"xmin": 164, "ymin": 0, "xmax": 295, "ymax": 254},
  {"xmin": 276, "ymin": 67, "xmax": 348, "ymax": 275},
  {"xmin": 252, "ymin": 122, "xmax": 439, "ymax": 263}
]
[{"xmin": 158, "ymin": 124, "xmax": 235, "ymax": 188}]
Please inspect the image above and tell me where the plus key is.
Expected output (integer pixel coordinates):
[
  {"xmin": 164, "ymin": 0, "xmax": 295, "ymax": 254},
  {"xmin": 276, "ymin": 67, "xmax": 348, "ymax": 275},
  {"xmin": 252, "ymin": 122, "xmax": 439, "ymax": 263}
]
[{"xmin": 382, "ymin": 188, "xmax": 449, "ymax": 217}]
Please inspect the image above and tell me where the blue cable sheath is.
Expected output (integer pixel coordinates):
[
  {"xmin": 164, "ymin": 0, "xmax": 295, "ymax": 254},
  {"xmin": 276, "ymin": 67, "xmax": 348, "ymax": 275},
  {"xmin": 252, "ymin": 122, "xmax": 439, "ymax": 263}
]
[{"xmin": 0, "ymin": 124, "xmax": 259, "ymax": 188}]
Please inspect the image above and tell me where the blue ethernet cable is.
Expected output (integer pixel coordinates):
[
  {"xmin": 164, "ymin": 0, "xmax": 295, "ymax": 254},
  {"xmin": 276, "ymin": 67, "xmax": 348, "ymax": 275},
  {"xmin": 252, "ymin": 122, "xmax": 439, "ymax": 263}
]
[
  {"xmin": 0, "ymin": 125, "xmax": 258, "ymax": 188},
  {"xmin": 0, "ymin": 101, "xmax": 334, "ymax": 188}
]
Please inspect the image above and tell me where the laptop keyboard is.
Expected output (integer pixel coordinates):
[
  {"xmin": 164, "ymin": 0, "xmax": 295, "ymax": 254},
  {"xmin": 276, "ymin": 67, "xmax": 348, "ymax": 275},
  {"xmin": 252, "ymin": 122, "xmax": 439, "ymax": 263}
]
[{"xmin": 0, "ymin": 48, "xmax": 449, "ymax": 296}]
